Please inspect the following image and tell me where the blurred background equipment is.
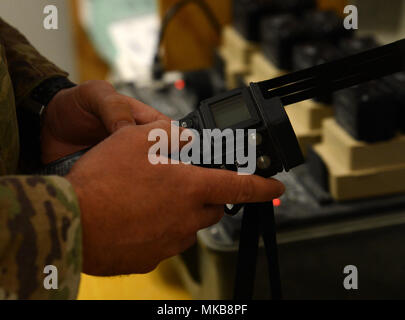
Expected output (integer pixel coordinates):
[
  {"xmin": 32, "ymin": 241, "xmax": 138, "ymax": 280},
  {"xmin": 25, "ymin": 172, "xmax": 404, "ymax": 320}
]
[
  {"xmin": 233, "ymin": 0, "xmax": 317, "ymax": 42},
  {"xmin": 158, "ymin": 0, "xmax": 231, "ymax": 71}
]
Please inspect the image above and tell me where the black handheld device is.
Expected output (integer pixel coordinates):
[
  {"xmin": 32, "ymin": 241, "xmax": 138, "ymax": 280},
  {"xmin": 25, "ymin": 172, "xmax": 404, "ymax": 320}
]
[{"xmin": 178, "ymin": 86, "xmax": 304, "ymax": 178}]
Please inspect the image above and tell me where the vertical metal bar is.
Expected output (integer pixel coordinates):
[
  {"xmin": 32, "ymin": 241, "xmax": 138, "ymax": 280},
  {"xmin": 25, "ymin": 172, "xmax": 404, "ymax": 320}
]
[
  {"xmin": 260, "ymin": 202, "xmax": 283, "ymax": 300},
  {"xmin": 234, "ymin": 204, "xmax": 260, "ymax": 300}
]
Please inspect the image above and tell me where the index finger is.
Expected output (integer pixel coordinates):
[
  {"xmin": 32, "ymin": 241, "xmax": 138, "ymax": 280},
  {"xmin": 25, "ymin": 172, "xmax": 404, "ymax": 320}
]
[
  {"xmin": 127, "ymin": 97, "xmax": 172, "ymax": 124},
  {"xmin": 195, "ymin": 167, "xmax": 285, "ymax": 205}
]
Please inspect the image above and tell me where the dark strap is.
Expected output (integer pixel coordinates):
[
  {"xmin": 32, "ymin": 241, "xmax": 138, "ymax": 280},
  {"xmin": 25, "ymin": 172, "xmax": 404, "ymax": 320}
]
[
  {"xmin": 38, "ymin": 148, "xmax": 91, "ymax": 176},
  {"xmin": 234, "ymin": 202, "xmax": 282, "ymax": 300},
  {"xmin": 31, "ymin": 77, "xmax": 76, "ymax": 107}
]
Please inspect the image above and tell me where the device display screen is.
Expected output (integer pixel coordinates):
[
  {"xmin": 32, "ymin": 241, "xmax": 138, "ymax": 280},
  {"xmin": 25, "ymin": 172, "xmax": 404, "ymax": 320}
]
[{"xmin": 210, "ymin": 94, "xmax": 252, "ymax": 129}]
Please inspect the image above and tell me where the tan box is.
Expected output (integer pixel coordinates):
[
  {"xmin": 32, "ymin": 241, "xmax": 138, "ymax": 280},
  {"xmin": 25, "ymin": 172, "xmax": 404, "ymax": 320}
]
[
  {"xmin": 242, "ymin": 51, "xmax": 285, "ymax": 84},
  {"xmin": 222, "ymin": 26, "xmax": 259, "ymax": 65},
  {"xmin": 314, "ymin": 143, "xmax": 405, "ymax": 201},
  {"xmin": 219, "ymin": 46, "xmax": 249, "ymax": 89},
  {"xmin": 249, "ymin": 52, "xmax": 285, "ymax": 82},
  {"xmin": 244, "ymin": 74, "xmax": 267, "ymax": 85},
  {"xmin": 219, "ymin": 46, "xmax": 244, "ymax": 67},
  {"xmin": 286, "ymin": 106, "xmax": 322, "ymax": 156},
  {"xmin": 243, "ymin": 74, "xmax": 268, "ymax": 85},
  {"xmin": 322, "ymin": 119, "xmax": 405, "ymax": 171},
  {"xmin": 291, "ymin": 100, "xmax": 334, "ymax": 131}
]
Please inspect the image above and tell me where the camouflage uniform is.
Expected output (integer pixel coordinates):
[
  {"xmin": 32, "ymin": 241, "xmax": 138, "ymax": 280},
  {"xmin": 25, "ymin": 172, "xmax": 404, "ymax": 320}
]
[{"xmin": 0, "ymin": 18, "xmax": 82, "ymax": 299}]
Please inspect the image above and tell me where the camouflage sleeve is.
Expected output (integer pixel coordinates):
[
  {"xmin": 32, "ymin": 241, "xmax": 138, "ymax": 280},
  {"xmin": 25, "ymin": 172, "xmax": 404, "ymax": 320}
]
[
  {"xmin": 0, "ymin": 176, "xmax": 82, "ymax": 300},
  {"xmin": 0, "ymin": 17, "xmax": 68, "ymax": 106}
]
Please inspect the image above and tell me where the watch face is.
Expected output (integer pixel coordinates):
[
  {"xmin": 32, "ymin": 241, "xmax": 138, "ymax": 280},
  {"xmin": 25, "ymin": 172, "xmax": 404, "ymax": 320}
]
[{"xmin": 210, "ymin": 94, "xmax": 252, "ymax": 129}]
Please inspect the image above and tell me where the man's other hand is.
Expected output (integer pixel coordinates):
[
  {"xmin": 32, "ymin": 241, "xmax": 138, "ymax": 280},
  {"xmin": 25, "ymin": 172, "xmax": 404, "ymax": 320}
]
[
  {"xmin": 66, "ymin": 120, "xmax": 285, "ymax": 276},
  {"xmin": 41, "ymin": 80, "xmax": 170, "ymax": 164}
]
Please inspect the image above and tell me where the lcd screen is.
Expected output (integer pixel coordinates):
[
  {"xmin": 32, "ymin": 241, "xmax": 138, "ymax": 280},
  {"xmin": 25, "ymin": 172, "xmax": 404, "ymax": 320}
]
[{"xmin": 211, "ymin": 94, "xmax": 252, "ymax": 129}]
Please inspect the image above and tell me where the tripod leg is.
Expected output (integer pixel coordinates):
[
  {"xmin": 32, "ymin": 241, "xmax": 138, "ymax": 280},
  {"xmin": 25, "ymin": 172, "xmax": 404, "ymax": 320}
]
[
  {"xmin": 234, "ymin": 204, "xmax": 260, "ymax": 300},
  {"xmin": 260, "ymin": 202, "xmax": 283, "ymax": 300}
]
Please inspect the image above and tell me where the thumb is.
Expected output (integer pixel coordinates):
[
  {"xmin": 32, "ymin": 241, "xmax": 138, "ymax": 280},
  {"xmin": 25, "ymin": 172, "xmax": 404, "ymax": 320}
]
[{"xmin": 98, "ymin": 95, "xmax": 137, "ymax": 133}]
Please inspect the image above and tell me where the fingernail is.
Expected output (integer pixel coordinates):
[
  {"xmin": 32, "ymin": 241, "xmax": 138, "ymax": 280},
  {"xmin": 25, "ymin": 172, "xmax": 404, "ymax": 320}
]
[{"xmin": 113, "ymin": 120, "xmax": 135, "ymax": 132}]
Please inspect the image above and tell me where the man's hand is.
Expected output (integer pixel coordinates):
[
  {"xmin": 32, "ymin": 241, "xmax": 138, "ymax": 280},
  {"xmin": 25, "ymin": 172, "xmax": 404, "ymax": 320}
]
[
  {"xmin": 41, "ymin": 80, "xmax": 169, "ymax": 164},
  {"xmin": 66, "ymin": 120, "xmax": 285, "ymax": 276}
]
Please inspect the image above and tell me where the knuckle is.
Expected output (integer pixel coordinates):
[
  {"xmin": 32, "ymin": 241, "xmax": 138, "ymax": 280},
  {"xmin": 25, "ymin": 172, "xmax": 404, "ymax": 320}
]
[
  {"xmin": 103, "ymin": 93, "xmax": 128, "ymax": 107},
  {"xmin": 236, "ymin": 177, "xmax": 255, "ymax": 203}
]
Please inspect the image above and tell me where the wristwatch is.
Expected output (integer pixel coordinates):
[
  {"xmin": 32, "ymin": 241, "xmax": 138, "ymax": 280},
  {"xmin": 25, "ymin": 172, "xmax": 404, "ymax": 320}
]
[
  {"xmin": 31, "ymin": 76, "xmax": 77, "ymax": 116},
  {"xmin": 17, "ymin": 77, "xmax": 76, "ymax": 173}
]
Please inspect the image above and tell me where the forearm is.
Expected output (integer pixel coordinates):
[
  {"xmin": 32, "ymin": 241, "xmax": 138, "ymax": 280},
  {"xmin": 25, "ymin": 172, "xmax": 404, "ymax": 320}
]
[
  {"xmin": 0, "ymin": 17, "xmax": 68, "ymax": 106},
  {"xmin": 0, "ymin": 175, "xmax": 82, "ymax": 300}
]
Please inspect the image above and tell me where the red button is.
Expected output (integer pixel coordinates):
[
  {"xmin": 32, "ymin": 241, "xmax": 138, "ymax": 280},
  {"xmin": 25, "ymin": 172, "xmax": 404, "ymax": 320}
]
[{"xmin": 174, "ymin": 79, "xmax": 185, "ymax": 90}]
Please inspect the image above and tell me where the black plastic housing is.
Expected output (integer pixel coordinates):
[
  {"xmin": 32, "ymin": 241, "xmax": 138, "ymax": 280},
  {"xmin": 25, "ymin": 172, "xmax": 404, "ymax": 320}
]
[
  {"xmin": 183, "ymin": 69, "xmax": 226, "ymax": 104},
  {"xmin": 293, "ymin": 43, "xmax": 341, "ymax": 72},
  {"xmin": 233, "ymin": 0, "xmax": 316, "ymax": 42},
  {"xmin": 233, "ymin": 0, "xmax": 275, "ymax": 43},
  {"xmin": 333, "ymin": 81, "xmax": 399, "ymax": 143},
  {"xmin": 301, "ymin": 10, "xmax": 353, "ymax": 43},
  {"xmin": 180, "ymin": 85, "xmax": 304, "ymax": 178},
  {"xmin": 261, "ymin": 10, "xmax": 352, "ymax": 70},
  {"xmin": 383, "ymin": 72, "xmax": 405, "ymax": 133},
  {"xmin": 306, "ymin": 147, "xmax": 329, "ymax": 192},
  {"xmin": 261, "ymin": 14, "xmax": 305, "ymax": 70},
  {"xmin": 338, "ymin": 36, "xmax": 380, "ymax": 56}
]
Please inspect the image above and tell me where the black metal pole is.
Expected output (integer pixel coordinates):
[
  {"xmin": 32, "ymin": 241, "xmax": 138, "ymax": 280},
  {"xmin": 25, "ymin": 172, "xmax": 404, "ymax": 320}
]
[
  {"xmin": 233, "ymin": 202, "xmax": 283, "ymax": 300},
  {"xmin": 260, "ymin": 202, "xmax": 283, "ymax": 300},
  {"xmin": 234, "ymin": 204, "xmax": 260, "ymax": 300}
]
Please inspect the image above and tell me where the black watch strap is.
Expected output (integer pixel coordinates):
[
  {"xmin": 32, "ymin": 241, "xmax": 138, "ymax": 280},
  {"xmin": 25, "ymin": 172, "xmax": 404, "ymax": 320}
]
[
  {"xmin": 31, "ymin": 77, "xmax": 76, "ymax": 107},
  {"xmin": 18, "ymin": 77, "xmax": 76, "ymax": 173}
]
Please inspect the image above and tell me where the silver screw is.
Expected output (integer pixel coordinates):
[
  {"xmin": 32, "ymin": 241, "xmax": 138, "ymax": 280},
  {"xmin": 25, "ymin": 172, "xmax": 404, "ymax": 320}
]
[
  {"xmin": 248, "ymin": 132, "xmax": 262, "ymax": 146},
  {"xmin": 257, "ymin": 155, "xmax": 271, "ymax": 170}
]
